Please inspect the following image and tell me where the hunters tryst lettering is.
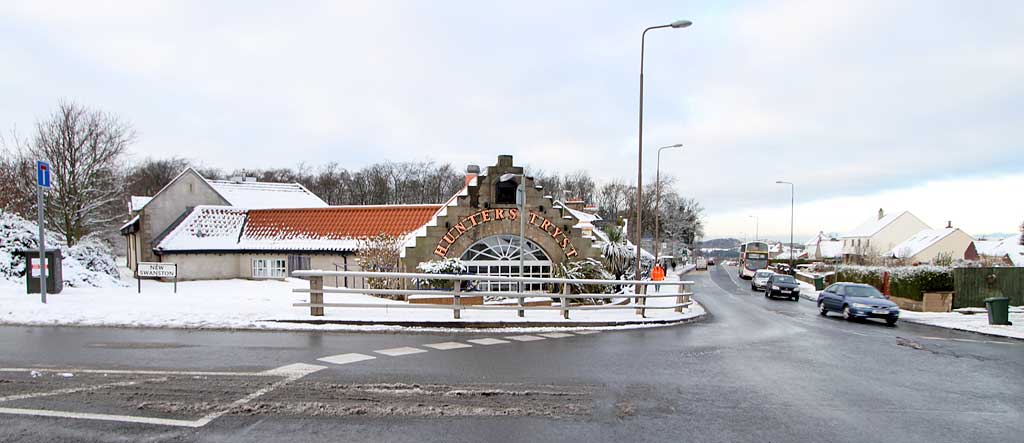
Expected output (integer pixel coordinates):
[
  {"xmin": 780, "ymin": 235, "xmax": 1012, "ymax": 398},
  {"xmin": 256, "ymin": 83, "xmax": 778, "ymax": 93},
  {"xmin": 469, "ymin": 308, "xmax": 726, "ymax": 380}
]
[{"xmin": 433, "ymin": 208, "xmax": 578, "ymax": 258}]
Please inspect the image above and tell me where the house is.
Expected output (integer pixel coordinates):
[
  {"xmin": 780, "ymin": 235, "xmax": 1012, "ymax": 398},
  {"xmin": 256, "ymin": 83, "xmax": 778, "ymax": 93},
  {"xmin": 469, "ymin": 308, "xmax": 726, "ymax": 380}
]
[
  {"xmin": 120, "ymin": 156, "xmax": 603, "ymax": 289},
  {"xmin": 974, "ymin": 234, "xmax": 1024, "ymax": 266},
  {"xmin": 804, "ymin": 231, "xmax": 842, "ymax": 261},
  {"xmin": 888, "ymin": 224, "xmax": 976, "ymax": 263},
  {"xmin": 120, "ymin": 168, "xmax": 328, "ymax": 270},
  {"xmin": 840, "ymin": 209, "xmax": 930, "ymax": 260}
]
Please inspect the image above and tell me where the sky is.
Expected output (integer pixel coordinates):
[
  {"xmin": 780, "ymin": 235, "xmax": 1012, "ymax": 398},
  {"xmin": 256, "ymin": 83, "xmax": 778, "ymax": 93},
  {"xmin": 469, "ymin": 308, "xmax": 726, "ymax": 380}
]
[{"xmin": 1, "ymin": 0, "xmax": 1022, "ymax": 242}]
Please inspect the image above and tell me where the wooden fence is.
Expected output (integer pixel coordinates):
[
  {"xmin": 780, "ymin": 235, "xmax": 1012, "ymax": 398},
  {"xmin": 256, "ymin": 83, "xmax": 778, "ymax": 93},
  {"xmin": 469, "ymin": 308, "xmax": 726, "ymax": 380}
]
[{"xmin": 952, "ymin": 267, "xmax": 1023, "ymax": 308}]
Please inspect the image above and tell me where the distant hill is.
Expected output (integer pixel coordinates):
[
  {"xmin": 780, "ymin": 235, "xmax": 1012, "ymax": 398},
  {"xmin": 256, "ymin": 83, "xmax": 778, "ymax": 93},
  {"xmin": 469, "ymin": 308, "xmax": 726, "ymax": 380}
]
[{"xmin": 700, "ymin": 238, "xmax": 741, "ymax": 249}]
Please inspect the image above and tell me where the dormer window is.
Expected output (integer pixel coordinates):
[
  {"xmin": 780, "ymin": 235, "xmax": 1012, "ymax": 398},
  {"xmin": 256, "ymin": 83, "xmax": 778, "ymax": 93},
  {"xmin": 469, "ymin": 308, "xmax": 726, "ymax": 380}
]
[{"xmin": 495, "ymin": 179, "xmax": 517, "ymax": 204}]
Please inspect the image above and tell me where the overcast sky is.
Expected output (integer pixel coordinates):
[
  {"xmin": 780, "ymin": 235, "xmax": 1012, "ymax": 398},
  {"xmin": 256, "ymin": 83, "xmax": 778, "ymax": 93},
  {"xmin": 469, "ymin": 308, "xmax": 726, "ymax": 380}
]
[{"xmin": 2, "ymin": 1, "xmax": 1021, "ymax": 241}]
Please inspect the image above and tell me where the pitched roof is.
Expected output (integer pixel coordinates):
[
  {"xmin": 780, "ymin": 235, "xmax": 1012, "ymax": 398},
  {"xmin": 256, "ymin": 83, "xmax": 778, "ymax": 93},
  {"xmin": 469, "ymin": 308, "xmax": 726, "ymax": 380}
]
[
  {"xmin": 206, "ymin": 180, "xmax": 327, "ymax": 209},
  {"xmin": 889, "ymin": 228, "xmax": 962, "ymax": 258},
  {"xmin": 842, "ymin": 211, "xmax": 920, "ymax": 238},
  {"xmin": 129, "ymin": 196, "xmax": 152, "ymax": 212},
  {"xmin": 976, "ymin": 234, "xmax": 1024, "ymax": 266},
  {"xmin": 155, "ymin": 204, "xmax": 442, "ymax": 253}
]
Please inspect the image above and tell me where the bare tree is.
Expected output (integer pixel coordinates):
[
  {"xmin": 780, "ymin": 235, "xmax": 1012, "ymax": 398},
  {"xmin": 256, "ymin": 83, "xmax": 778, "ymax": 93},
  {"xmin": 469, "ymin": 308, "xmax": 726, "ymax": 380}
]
[
  {"xmin": 18, "ymin": 101, "xmax": 135, "ymax": 246},
  {"xmin": 126, "ymin": 157, "xmax": 191, "ymax": 198}
]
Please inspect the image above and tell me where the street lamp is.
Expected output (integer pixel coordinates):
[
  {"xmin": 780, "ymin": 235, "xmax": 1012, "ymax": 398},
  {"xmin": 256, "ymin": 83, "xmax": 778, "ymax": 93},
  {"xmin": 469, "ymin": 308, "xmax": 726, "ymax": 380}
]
[
  {"xmin": 654, "ymin": 144, "xmax": 683, "ymax": 262},
  {"xmin": 776, "ymin": 181, "xmax": 795, "ymax": 273},
  {"xmin": 501, "ymin": 172, "xmax": 527, "ymax": 317},
  {"xmin": 635, "ymin": 19, "xmax": 692, "ymax": 284},
  {"xmin": 748, "ymin": 215, "xmax": 759, "ymax": 241}
]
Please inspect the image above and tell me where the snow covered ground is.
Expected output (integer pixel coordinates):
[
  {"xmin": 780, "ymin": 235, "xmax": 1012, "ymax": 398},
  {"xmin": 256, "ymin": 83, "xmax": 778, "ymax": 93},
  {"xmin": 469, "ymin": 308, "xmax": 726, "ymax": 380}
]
[
  {"xmin": 796, "ymin": 280, "xmax": 1023, "ymax": 340},
  {"xmin": 0, "ymin": 271, "xmax": 704, "ymax": 332}
]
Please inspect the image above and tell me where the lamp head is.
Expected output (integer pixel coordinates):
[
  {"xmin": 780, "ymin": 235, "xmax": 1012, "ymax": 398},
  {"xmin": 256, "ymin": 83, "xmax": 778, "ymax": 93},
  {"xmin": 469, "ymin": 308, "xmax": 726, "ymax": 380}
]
[{"xmin": 670, "ymin": 20, "xmax": 693, "ymax": 28}]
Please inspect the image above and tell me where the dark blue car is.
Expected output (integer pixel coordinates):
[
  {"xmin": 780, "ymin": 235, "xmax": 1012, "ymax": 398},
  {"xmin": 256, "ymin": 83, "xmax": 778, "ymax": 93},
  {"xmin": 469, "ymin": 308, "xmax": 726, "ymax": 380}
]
[{"xmin": 817, "ymin": 283, "xmax": 900, "ymax": 326}]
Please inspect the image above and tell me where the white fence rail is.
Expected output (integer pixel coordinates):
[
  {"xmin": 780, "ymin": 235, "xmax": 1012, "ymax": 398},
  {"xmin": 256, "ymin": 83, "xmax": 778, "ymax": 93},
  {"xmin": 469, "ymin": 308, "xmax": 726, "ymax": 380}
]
[{"xmin": 290, "ymin": 270, "xmax": 695, "ymax": 320}]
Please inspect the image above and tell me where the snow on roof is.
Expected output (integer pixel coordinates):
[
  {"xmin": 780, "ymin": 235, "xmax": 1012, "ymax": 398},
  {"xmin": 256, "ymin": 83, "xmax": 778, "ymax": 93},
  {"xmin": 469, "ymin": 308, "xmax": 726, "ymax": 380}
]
[
  {"xmin": 130, "ymin": 196, "xmax": 152, "ymax": 212},
  {"xmin": 155, "ymin": 206, "xmax": 248, "ymax": 252},
  {"xmin": 842, "ymin": 211, "xmax": 908, "ymax": 238},
  {"xmin": 156, "ymin": 205, "xmax": 441, "ymax": 253},
  {"xmin": 206, "ymin": 180, "xmax": 327, "ymax": 209},
  {"xmin": 818, "ymin": 240, "xmax": 843, "ymax": 259},
  {"xmin": 119, "ymin": 215, "xmax": 140, "ymax": 232},
  {"xmin": 889, "ymin": 228, "xmax": 958, "ymax": 258},
  {"xmin": 976, "ymin": 234, "xmax": 1024, "ymax": 266}
]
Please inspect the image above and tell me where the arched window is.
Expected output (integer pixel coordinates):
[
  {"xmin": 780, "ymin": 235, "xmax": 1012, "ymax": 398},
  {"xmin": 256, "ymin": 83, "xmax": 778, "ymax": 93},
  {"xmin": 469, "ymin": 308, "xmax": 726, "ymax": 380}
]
[
  {"xmin": 461, "ymin": 235, "xmax": 552, "ymax": 292},
  {"xmin": 495, "ymin": 179, "xmax": 517, "ymax": 204}
]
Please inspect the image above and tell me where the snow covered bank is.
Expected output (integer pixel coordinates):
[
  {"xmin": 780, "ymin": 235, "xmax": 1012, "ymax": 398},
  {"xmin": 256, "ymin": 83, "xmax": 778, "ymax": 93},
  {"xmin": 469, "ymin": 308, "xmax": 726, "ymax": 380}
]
[
  {"xmin": 0, "ymin": 213, "xmax": 124, "ymax": 288},
  {"xmin": 0, "ymin": 274, "xmax": 705, "ymax": 332}
]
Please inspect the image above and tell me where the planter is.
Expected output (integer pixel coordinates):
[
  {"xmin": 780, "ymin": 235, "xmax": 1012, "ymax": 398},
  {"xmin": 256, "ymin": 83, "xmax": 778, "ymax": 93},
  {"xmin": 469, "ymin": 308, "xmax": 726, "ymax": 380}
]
[
  {"xmin": 922, "ymin": 291, "xmax": 954, "ymax": 313},
  {"xmin": 889, "ymin": 295, "xmax": 922, "ymax": 311}
]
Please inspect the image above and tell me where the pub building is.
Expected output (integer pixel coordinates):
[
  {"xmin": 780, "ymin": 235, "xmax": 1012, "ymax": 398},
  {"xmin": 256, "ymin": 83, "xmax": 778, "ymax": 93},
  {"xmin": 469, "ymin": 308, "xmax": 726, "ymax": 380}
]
[{"xmin": 121, "ymin": 155, "xmax": 607, "ymax": 290}]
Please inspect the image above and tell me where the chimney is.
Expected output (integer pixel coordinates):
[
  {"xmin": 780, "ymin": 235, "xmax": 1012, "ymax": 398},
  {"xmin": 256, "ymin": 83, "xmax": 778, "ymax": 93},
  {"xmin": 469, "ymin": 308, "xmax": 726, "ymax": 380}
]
[
  {"xmin": 465, "ymin": 164, "xmax": 480, "ymax": 185},
  {"xmin": 878, "ymin": 208, "xmax": 885, "ymax": 220},
  {"xmin": 946, "ymin": 220, "xmax": 952, "ymax": 229}
]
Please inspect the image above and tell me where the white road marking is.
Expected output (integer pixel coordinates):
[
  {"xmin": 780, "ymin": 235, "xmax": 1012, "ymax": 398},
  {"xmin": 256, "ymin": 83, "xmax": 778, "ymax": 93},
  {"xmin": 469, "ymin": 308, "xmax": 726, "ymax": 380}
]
[
  {"xmin": 374, "ymin": 346, "xmax": 428, "ymax": 356},
  {"xmin": 572, "ymin": 330, "xmax": 601, "ymax": 335},
  {"xmin": 0, "ymin": 363, "xmax": 326, "ymax": 428},
  {"xmin": 538, "ymin": 332, "xmax": 575, "ymax": 338},
  {"xmin": 192, "ymin": 363, "xmax": 325, "ymax": 427},
  {"xmin": 0, "ymin": 407, "xmax": 205, "ymax": 428},
  {"xmin": 467, "ymin": 338, "xmax": 510, "ymax": 345},
  {"xmin": 0, "ymin": 377, "xmax": 167, "ymax": 403},
  {"xmin": 423, "ymin": 342, "xmax": 473, "ymax": 350},
  {"xmin": 317, "ymin": 353, "xmax": 377, "ymax": 365},
  {"xmin": 505, "ymin": 335, "xmax": 545, "ymax": 342},
  {"xmin": 0, "ymin": 368, "xmax": 269, "ymax": 377}
]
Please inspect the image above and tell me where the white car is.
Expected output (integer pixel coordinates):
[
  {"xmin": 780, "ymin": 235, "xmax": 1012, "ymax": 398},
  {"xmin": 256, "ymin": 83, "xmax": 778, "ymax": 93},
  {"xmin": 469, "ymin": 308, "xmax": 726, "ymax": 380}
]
[{"xmin": 751, "ymin": 270, "xmax": 775, "ymax": 291}]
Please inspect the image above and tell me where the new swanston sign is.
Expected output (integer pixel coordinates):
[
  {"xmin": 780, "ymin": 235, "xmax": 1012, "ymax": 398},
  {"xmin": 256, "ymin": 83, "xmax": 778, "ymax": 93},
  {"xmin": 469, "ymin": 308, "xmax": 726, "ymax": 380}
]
[{"xmin": 434, "ymin": 208, "xmax": 579, "ymax": 258}]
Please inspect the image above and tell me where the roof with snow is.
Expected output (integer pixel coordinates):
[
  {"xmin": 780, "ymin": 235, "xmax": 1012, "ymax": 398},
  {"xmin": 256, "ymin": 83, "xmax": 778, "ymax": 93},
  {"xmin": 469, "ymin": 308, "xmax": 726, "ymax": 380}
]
[
  {"xmin": 129, "ymin": 196, "xmax": 152, "ymax": 212},
  {"xmin": 889, "ymin": 228, "xmax": 960, "ymax": 258},
  {"xmin": 206, "ymin": 180, "xmax": 327, "ymax": 209},
  {"xmin": 155, "ymin": 204, "xmax": 441, "ymax": 253},
  {"xmin": 975, "ymin": 234, "xmax": 1024, "ymax": 266},
  {"xmin": 842, "ymin": 211, "xmax": 910, "ymax": 238}
]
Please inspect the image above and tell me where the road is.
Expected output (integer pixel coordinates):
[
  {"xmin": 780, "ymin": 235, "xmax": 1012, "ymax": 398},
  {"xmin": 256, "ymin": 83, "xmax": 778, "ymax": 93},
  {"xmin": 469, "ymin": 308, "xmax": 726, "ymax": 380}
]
[{"xmin": 1, "ymin": 264, "xmax": 1022, "ymax": 442}]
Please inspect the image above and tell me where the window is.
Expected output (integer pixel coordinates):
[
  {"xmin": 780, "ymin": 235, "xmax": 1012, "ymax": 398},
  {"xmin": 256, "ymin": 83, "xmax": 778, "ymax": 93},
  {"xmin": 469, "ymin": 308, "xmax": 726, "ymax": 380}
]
[
  {"xmin": 460, "ymin": 235, "xmax": 552, "ymax": 292},
  {"xmin": 253, "ymin": 258, "xmax": 287, "ymax": 278},
  {"xmin": 495, "ymin": 179, "xmax": 517, "ymax": 204}
]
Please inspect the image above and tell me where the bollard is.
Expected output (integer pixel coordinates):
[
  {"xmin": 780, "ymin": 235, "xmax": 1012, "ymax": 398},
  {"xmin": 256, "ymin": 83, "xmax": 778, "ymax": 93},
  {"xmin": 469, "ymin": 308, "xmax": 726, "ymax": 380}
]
[
  {"xmin": 561, "ymin": 283, "xmax": 570, "ymax": 319},
  {"xmin": 453, "ymin": 282, "xmax": 461, "ymax": 320},
  {"xmin": 636, "ymin": 284, "xmax": 647, "ymax": 317},
  {"xmin": 310, "ymin": 276, "xmax": 324, "ymax": 317},
  {"xmin": 517, "ymin": 281, "xmax": 525, "ymax": 318}
]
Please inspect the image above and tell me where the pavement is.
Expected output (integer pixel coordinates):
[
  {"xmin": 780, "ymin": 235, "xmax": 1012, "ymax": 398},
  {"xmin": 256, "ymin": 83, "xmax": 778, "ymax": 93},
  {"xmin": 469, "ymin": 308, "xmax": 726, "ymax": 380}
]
[{"xmin": 1, "ymin": 264, "xmax": 1022, "ymax": 442}]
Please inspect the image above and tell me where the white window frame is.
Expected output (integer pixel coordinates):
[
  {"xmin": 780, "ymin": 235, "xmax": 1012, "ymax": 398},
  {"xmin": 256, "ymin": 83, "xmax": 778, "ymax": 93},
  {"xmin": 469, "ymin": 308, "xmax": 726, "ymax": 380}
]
[{"xmin": 252, "ymin": 258, "xmax": 287, "ymax": 278}]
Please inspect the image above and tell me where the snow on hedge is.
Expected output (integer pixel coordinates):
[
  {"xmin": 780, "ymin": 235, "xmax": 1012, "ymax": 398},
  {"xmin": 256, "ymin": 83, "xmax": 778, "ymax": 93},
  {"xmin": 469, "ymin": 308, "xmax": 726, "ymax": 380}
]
[{"xmin": 0, "ymin": 212, "xmax": 124, "ymax": 288}]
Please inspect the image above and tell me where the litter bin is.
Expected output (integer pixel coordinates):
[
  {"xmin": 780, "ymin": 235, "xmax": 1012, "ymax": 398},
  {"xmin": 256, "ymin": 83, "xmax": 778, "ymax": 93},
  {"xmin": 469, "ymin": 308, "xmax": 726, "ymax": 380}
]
[
  {"xmin": 813, "ymin": 276, "xmax": 825, "ymax": 291},
  {"xmin": 17, "ymin": 249, "xmax": 63, "ymax": 294},
  {"xmin": 983, "ymin": 297, "xmax": 1011, "ymax": 326}
]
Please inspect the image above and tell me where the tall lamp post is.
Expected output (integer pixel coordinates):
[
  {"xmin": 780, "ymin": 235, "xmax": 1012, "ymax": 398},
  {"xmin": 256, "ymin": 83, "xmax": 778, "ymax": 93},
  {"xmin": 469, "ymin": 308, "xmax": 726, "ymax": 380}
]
[
  {"xmin": 748, "ymin": 215, "xmax": 759, "ymax": 241},
  {"xmin": 500, "ymin": 172, "xmax": 527, "ymax": 316},
  {"xmin": 776, "ymin": 181, "xmax": 795, "ymax": 273},
  {"xmin": 654, "ymin": 143, "xmax": 683, "ymax": 262},
  {"xmin": 635, "ymin": 19, "xmax": 692, "ymax": 283}
]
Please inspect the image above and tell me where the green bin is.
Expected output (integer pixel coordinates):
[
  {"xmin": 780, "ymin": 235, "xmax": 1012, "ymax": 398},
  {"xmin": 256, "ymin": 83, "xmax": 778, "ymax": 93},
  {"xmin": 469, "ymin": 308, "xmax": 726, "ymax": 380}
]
[
  {"xmin": 983, "ymin": 297, "xmax": 1011, "ymax": 326},
  {"xmin": 813, "ymin": 276, "xmax": 825, "ymax": 291}
]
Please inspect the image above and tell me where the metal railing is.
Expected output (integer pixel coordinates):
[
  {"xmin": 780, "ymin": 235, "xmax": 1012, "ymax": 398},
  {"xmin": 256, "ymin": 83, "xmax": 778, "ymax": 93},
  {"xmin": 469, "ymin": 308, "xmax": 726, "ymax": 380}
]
[{"xmin": 290, "ymin": 270, "xmax": 695, "ymax": 320}]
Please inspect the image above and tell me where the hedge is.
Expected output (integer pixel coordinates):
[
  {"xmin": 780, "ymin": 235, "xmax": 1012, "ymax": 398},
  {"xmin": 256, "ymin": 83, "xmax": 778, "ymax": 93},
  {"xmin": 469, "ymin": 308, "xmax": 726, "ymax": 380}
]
[{"xmin": 835, "ymin": 265, "xmax": 954, "ymax": 301}]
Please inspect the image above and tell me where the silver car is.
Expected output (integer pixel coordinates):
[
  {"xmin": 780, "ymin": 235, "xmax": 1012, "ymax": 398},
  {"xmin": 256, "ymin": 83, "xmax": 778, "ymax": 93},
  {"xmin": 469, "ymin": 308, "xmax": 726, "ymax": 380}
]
[{"xmin": 751, "ymin": 270, "xmax": 774, "ymax": 291}]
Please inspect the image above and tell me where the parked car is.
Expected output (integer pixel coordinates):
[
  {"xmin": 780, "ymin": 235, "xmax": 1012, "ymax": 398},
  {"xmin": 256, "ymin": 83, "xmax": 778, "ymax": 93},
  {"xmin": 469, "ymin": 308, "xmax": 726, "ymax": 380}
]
[
  {"xmin": 764, "ymin": 273, "xmax": 800, "ymax": 301},
  {"xmin": 707, "ymin": 257, "xmax": 716, "ymax": 266},
  {"xmin": 817, "ymin": 283, "xmax": 900, "ymax": 326},
  {"xmin": 751, "ymin": 270, "xmax": 774, "ymax": 291}
]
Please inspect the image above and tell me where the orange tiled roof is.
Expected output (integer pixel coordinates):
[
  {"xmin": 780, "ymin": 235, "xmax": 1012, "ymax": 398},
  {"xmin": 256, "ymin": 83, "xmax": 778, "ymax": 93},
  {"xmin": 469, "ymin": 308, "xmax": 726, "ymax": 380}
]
[{"xmin": 243, "ymin": 205, "xmax": 442, "ymax": 240}]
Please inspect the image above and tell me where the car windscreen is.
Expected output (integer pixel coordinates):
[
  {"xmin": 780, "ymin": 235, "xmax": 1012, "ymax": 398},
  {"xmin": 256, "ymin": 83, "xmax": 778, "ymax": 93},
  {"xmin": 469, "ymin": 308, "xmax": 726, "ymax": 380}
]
[
  {"xmin": 755, "ymin": 272, "xmax": 772, "ymax": 278},
  {"xmin": 845, "ymin": 285, "xmax": 884, "ymax": 298},
  {"xmin": 772, "ymin": 275, "xmax": 796, "ymax": 284}
]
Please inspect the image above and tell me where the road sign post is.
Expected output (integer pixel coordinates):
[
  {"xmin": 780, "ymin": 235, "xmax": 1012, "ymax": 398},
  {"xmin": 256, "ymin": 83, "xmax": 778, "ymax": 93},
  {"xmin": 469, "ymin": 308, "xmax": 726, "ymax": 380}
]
[
  {"xmin": 36, "ymin": 161, "xmax": 50, "ymax": 304},
  {"xmin": 136, "ymin": 262, "xmax": 178, "ymax": 293}
]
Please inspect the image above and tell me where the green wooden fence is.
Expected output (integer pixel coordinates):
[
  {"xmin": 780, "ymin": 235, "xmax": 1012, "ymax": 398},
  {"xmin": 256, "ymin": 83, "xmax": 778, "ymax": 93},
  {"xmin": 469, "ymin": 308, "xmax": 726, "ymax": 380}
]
[{"xmin": 952, "ymin": 267, "xmax": 1024, "ymax": 308}]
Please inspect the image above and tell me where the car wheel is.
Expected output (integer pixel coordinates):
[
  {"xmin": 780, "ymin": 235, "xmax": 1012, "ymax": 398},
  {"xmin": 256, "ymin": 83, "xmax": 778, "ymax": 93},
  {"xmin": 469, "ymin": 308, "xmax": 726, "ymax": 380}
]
[
  {"xmin": 843, "ymin": 305, "xmax": 855, "ymax": 322},
  {"xmin": 751, "ymin": 284, "xmax": 756, "ymax": 291},
  {"xmin": 886, "ymin": 318, "xmax": 898, "ymax": 327},
  {"xmin": 818, "ymin": 302, "xmax": 827, "ymax": 316}
]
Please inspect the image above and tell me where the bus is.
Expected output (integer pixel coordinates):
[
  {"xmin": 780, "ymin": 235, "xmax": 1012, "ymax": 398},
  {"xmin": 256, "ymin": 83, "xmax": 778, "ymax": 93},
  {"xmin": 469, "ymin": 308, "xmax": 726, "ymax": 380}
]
[{"xmin": 738, "ymin": 241, "xmax": 769, "ymax": 279}]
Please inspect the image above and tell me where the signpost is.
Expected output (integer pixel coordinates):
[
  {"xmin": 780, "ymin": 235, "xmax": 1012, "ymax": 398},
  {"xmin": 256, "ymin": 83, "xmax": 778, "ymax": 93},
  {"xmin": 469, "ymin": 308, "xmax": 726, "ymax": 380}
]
[
  {"xmin": 136, "ymin": 262, "xmax": 178, "ymax": 293},
  {"xmin": 36, "ymin": 161, "xmax": 50, "ymax": 304}
]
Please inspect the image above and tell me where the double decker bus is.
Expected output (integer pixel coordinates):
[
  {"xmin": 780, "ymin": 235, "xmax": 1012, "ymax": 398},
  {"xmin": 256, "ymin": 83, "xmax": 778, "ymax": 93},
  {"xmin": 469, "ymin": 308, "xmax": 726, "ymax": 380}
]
[{"xmin": 738, "ymin": 241, "xmax": 769, "ymax": 279}]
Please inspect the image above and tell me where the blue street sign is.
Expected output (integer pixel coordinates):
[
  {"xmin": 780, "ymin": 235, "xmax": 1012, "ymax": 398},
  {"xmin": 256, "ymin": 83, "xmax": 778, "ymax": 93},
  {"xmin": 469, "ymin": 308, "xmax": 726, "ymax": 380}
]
[{"xmin": 36, "ymin": 161, "xmax": 50, "ymax": 188}]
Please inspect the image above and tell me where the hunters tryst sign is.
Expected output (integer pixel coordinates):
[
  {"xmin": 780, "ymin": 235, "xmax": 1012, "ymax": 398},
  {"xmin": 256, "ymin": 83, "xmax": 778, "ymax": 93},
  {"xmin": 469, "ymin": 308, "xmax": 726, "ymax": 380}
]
[{"xmin": 434, "ymin": 208, "xmax": 579, "ymax": 258}]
